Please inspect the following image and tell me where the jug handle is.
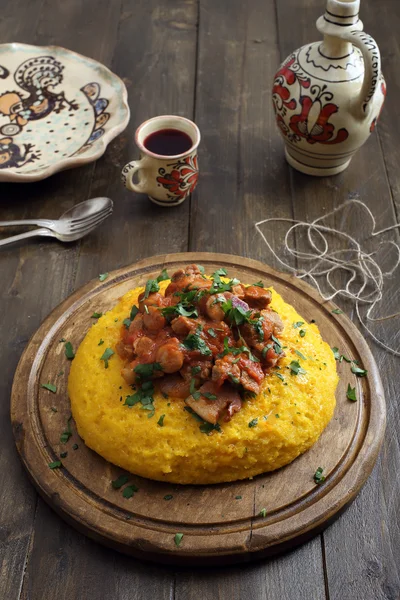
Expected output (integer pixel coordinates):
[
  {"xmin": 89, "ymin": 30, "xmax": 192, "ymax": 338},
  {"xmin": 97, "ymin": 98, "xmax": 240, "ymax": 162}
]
[{"xmin": 341, "ymin": 30, "xmax": 381, "ymax": 119}]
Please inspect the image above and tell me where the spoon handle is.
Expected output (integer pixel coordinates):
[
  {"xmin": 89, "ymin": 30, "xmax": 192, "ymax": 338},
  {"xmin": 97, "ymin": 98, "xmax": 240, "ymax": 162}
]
[
  {"xmin": 0, "ymin": 228, "xmax": 52, "ymax": 247},
  {"xmin": 0, "ymin": 219, "xmax": 54, "ymax": 228}
]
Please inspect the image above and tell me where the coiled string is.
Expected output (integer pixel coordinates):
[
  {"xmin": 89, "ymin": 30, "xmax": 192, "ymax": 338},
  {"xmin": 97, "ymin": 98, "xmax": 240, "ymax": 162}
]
[{"xmin": 255, "ymin": 199, "xmax": 400, "ymax": 356}]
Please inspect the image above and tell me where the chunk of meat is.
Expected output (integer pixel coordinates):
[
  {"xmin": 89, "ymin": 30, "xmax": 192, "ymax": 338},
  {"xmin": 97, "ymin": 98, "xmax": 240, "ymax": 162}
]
[
  {"xmin": 203, "ymin": 294, "xmax": 226, "ymax": 321},
  {"xmin": 115, "ymin": 340, "xmax": 135, "ymax": 361},
  {"xmin": 171, "ymin": 315, "xmax": 199, "ymax": 336},
  {"xmin": 133, "ymin": 336, "xmax": 155, "ymax": 357},
  {"xmin": 142, "ymin": 306, "xmax": 166, "ymax": 332},
  {"xmin": 212, "ymin": 354, "xmax": 241, "ymax": 387},
  {"xmin": 261, "ymin": 308, "xmax": 284, "ymax": 337},
  {"xmin": 165, "ymin": 264, "xmax": 211, "ymax": 296},
  {"xmin": 138, "ymin": 291, "xmax": 165, "ymax": 313},
  {"xmin": 180, "ymin": 359, "xmax": 213, "ymax": 382},
  {"xmin": 155, "ymin": 339, "xmax": 184, "ymax": 373},
  {"xmin": 185, "ymin": 381, "xmax": 242, "ymax": 424},
  {"xmin": 158, "ymin": 375, "xmax": 191, "ymax": 399},
  {"xmin": 242, "ymin": 286, "xmax": 272, "ymax": 309},
  {"xmin": 239, "ymin": 308, "xmax": 284, "ymax": 367}
]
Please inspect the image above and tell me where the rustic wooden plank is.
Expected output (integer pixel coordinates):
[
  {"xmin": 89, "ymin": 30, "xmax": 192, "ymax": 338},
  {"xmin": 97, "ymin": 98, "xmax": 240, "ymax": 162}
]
[
  {"xmin": 175, "ymin": 538, "xmax": 325, "ymax": 600},
  {"xmin": 73, "ymin": 0, "xmax": 198, "ymax": 287},
  {"xmin": 181, "ymin": 0, "xmax": 326, "ymax": 596},
  {"xmin": 14, "ymin": 0, "xmax": 196, "ymax": 598},
  {"xmin": 274, "ymin": 1, "xmax": 400, "ymax": 599}
]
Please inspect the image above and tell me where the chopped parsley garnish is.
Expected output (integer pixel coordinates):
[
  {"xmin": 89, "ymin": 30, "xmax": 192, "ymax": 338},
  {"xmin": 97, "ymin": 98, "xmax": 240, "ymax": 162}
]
[
  {"xmin": 299, "ymin": 330, "xmax": 306, "ymax": 337},
  {"xmin": 156, "ymin": 268, "xmax": 169, "ymax": 282},
  {"xmin": 275, "ymin": 414, "xmax": 280, "ymax": 418},
  {"xmin": 248, "ymin": 418, "xmax": 258, "ymax": 428},
  {"xmin": 157, "ymin": 414, "xmax": 165, "ymax": 426},
  {"xmin": 183, "ymin": 332, "xmax": 212, "ymax": 356},
  {"xmin": 134, "ymin": 362, "xmax": 162, "ymax": 379},
  {"xmin": 60, "ymin": 451, "xmax": 68, "ymax": 459},
  {"xmin": 219, "ymin": 336, "xmax": 259, "ymax": 362},
  {"xmin": 271, "ymin": 334, "xmax": 283, "ymax": 355},
  {"xmin": 189, "ymin": 378, "xmax": 201, "ymax": 400},
  {"xmin": 314, "ymin": 467, "xmax": 326, "ymax": 484},
  {"xmin": 259, "ymin": 508, "xmax": 267, "ymax": 517},
  {"xmin": 60, "ymin": 416, "xmax": 72, "ymax": 444},
  {"xmin": 125, "ymin": 380, "xmax": 156, "ymax": 413},
  {"xmin": 144, "ymin": 279, "xmax": 160, "ymax": 299},
  {"xmin": 112, "ymin": 475, "xmax": 129, "ymax": 489},
  {"xmin": 64, "ymin": 341, "xmax": 75, "ymax": 360},
  {"xmin": 59, "ymin": 338, "xmax": 66, "ymax": 343},
  {"xmin": 235, "ymin": 495, "xmax": 242, "ymax": 500},
  {"xmin": 184, "ymin": 406, "xmax": 221, "ymax": 434},
  {"xmin": 221, "ymin": 299, "xmax": 252, "ymax": 325},
  {"xmin": 289, "ymin": 360, "xmax": 306, "ymax": 376},
  {"xmin": 331, "ymin": 308, "xmax": 343, "ymax": 315},
  {"xmin": 72, "ymin": 443, "xmax": 79, "ymax": 450},
  {"xmin": 262, "ymin": 344, "xmax": 272, "ymax": 359},
  {"xmin": 161, "ymin": 303, "xmax": 198, "ymax": 319},
  {"xmin": 100, "ymin": 347, "xmax": 114, "ymax": 368},
  {"xmin": 98, "ymin": 339, "xmax": 104, "ymax": 346},
  {"xmin": 174, "ymin": 533, "xmax": 184, "ymax": 547},
  {"xmin": 57, "ymin": 371, "xmax": 64, "ymax": 377},
  {"xmin": 191, "ymin": 365, "xmax": 201, "ymax": 375},
  {"xmin": 123, "ymin": 484, "xmax": 138, "ymax": 499},
  {"xmin": 197, "ymin": 264, "xmax": 205, "ymax": 274},
  {"xmin": 164, "ymin": 494, "xmax": 173, "ymax": 500},
  {"xmin": 130, "ymin": 305, "xmax": 139, "ymax": 320},
  {"xmin": 41, "ymin": 383, "xmax": 57, "ymax": 393},
  {"xmin": 122, "ymin": 318, "xmax": 132, "ymax": 329},
  {"xmin": 253, "ymin": 317, "xmax": 264, "ymax": 341},
  {"xmin": 91, "ymin": 312, "xmax": 103, "ymax": 319},
  {"xmin": 50, "ymin": 407, "xmax": 57, "ymax": 413},
  {"xmin": 253, "ymin": 281, "xmax": 264, "ymax": 288},
  {"xmin": 99, "ymin": 273, "xmax": 109, "ymax": 282},
  {"xmin": 48, "ymin": 461, "xmax": 62, "ymax": 469},
  {"xmin": 202, "ymin": 392, "xmax": 217, "ymax": 400},
  {"xmin": 295, "ymin": 349, "xmax": 307, "ymax": 360},
  {"xmin": 275, "ymin": 372, "xmax": 285, "ymax": 382},
  {"xmin": 347, "ymin": 384, "xmax": 357, "ymax": 402},
  {"xmin": 208, "ymin": 328, "xmax": 217, "ymax": 338},
  {"xmin": 293, "ymin": 321, "xmax": 304, "ymax": 329},
  {"xmin": 332, "ymin": 347, "xmax": 341, "ymax": 360},
  {"xmin": 351, "ymin": 364, "xmax": 368, "ymax": 377},
  {"xmin": 209, "ymin": 269, "xmax": 240, "ymax": 295}
]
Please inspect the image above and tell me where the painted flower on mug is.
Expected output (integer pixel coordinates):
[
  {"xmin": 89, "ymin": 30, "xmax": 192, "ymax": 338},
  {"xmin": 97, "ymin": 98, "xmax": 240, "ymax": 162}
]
[{"xmin": 156, "ymin": 154, "xmax": 198, "ymax": 202}]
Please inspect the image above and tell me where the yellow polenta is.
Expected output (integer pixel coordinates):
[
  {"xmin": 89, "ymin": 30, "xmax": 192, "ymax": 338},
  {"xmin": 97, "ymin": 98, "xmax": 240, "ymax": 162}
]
[{"xmin": 68, "ymin": 281, "xmax": 338, "ymax": 485}]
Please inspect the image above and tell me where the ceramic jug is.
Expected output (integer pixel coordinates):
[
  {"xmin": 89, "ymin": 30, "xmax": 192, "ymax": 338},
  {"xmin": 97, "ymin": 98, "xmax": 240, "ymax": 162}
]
[{"xmin": 272, "ymin": 0, "xmax": 386, "ymax": 176}]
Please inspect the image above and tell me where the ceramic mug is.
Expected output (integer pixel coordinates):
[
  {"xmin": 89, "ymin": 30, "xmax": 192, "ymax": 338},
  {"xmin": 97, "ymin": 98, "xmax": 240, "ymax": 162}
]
[{"xmin": 121, "ymin": 115, "xmax": 200, "ymax": 207}]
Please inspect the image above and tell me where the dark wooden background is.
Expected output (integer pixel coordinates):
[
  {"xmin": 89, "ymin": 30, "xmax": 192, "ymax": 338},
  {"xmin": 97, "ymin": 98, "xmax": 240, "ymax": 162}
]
[{"xmin": 1, "ymin": 0, "xmax": 399, "ymax": 598}]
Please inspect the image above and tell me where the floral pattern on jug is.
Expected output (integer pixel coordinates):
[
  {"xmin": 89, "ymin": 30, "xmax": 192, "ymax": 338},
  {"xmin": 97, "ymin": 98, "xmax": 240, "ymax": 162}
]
[{"xmin": 272, "ymin": 0, "xmax": 386, "ymax": 176}]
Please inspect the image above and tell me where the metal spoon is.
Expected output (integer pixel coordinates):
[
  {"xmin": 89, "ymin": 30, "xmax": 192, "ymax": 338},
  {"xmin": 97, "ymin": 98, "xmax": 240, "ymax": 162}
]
[
  {"xmin": 0, "ymin": 198, "xmax": 113, "ymax": 247},
  {"xmin": 0, "ymin": 197, "xmax": 113, "ymax": 236}
]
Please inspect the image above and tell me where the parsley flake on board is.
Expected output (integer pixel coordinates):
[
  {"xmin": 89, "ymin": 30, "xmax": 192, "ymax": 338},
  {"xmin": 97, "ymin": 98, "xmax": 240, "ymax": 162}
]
[
  {"xmin": 164, "ymin": 494, "xmax": 173, "ymax": 500},
  {"xmin": 91, "ymin": 312, "xmax": 103, "ymax": 319},
  {"xmin": 50, "ymin": 407, "xmax": 57, "ymax": 413},
  {"xmin": 314, "ymin": 467, "xmax": 326, "ymax": 484},
  {"xmin": 259, "ymin": 508, "xmax": 267, "ymax": 518},
  {"xmin": 99, "ymin": 273, "xmax": 109, "ymax": 282},
  {"xmin": 331, "ymin": 308, "xmax": 343, "ymax": 315},
  {"xmin": 174, "ymin": 533, "xmax": 184, "ymax": 547},
  {"xmin": 41, "ymin": 383, "xmax": 57, "ymax": 393},
  {"xmin": 64, "ymin": 341, "xmax": 75, "ymax": 360},
  {"xmin": 351, "ymin": 364, "xmax": 368, "ymax": 377},
  {"xmin": 248, "ymin": 418, "xmax": 258, "ymax": 428},
  {"xmin": 112, "ymin": 475, "xmax": 129, "ymax": 489},
  {"xmin": 60, "ymin": 451, "xmax": 68, "ymax": 459},
  {"xmin": 289, "ymin": 360, "xmax": 306, "ymax": 376},
  {"xmin": 235, "ymin": 495, "xmax": 242, "ymax": 500},
  {"xmin": 347, "ymin": 384, "xmax": 357, "ymax": 402},
  {"xmin": 48, "ymin": 461, "xmax": 62, "ymax": 469},
  {"xmin": 123, "ymin": 484, "xmax": 138, "ymax": 499},
  {"xmin": 60, "ymin": 416, "xmax": 73, "ymax": 444},
  {"xmin": 72, "ymin": 443, "xmax": 79, "ymax": 450},
  {"xmin": 100, "ymin": 347, "xmax": 114, "ymax": 368},
  {"xmin": 293, "ymin": 321, "xmax": 304, "ymax": 329},
  {"xmin": 157, "ymin": 414, "xmax": 165, "ymax": 427},
  {"xmin": 332, "ymin": 347, "xmax": 341, "ymax": 360}
]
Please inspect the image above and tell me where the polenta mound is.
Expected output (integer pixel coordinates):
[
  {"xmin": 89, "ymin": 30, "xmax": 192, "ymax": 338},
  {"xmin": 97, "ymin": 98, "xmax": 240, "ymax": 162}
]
[{"xmin": 68, "ymin": 280, "xmax": 338, "ymax": 485}]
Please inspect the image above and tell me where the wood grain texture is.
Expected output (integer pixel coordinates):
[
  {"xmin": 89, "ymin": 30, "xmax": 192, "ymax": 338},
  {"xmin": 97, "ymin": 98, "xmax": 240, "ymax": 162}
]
[
  {"xmin": 275, "ymin": 1, "xmax": 400, "ymax": 599},
  {"xmin": 11, "ymin": 253, "xmax": 385, "ymax": 565}
]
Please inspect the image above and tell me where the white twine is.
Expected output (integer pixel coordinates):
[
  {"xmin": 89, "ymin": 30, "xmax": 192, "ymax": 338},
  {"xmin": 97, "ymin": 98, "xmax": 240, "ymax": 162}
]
[{"xmin": 255, "ymin": 199, "xmax": 400, "ymax": 356}]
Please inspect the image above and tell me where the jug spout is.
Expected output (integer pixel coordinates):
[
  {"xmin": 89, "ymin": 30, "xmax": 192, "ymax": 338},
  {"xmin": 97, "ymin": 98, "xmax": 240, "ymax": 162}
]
[{"xmin": 317, "ymin": 0, "xmax": 382, "ymax": 120}]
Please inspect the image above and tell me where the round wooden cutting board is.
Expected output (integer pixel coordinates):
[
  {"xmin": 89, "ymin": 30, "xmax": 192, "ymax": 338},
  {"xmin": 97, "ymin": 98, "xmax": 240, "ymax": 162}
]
[{"xmin": 11, "ymin": 253, "xmax": 386, "ymax": 565}]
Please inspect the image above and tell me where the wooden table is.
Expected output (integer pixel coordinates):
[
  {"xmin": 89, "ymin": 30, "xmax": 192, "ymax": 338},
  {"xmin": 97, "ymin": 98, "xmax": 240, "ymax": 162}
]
[{"xmin": 1, "ymin": 0, "xmax": 399, "ymax": 598}]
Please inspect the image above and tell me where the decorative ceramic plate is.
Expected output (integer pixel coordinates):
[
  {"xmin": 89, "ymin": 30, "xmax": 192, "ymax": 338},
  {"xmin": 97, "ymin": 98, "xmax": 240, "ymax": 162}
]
[{"xmin": 0, "ymin": 43, "xmax": 130, "ymax": 182}]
